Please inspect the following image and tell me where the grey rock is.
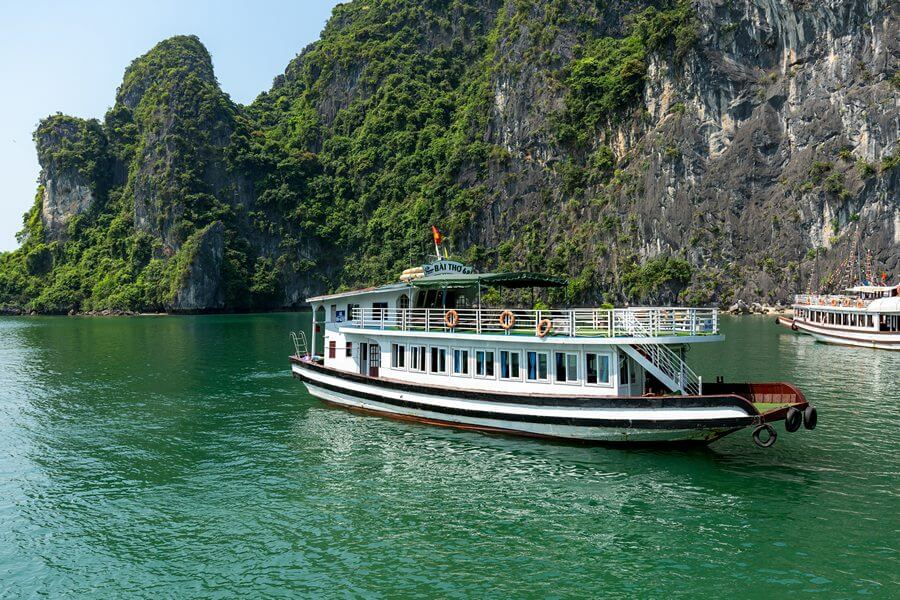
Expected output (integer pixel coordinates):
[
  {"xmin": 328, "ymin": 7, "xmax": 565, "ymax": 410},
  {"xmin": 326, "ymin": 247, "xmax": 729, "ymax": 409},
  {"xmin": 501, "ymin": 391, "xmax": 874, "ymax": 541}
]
[{"xmin": 168, "ymin": 221, "xmax": 226, "ymax": 312}]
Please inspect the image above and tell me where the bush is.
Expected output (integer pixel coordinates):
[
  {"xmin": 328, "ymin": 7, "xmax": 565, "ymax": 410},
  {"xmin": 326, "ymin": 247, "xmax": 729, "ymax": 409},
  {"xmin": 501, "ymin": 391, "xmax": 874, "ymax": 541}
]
[{"xmin": 621, "ymin": 256, "xmax": 693, "ymax": 302}]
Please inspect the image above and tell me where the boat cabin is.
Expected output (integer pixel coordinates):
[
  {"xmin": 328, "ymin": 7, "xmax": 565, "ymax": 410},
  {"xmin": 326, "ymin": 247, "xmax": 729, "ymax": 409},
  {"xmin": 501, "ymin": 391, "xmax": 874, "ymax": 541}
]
[{"xmin": 305, "ymin": 261, "xmax": 720, "ymax": 398}]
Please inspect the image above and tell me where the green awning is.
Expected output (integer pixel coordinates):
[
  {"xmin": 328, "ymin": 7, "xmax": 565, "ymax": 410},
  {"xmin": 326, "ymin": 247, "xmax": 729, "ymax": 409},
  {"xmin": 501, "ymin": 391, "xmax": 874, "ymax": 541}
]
[{"xmin": 411, "ymin": 271, "xmax": 567, "ymax": 290}]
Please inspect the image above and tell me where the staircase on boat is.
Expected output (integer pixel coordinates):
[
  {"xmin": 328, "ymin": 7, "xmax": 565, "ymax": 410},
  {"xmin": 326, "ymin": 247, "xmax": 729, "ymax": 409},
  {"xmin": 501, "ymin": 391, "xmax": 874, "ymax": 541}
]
[{"xmin": 615, "ymin": 310, "xmax": 702, "ymax": 396}]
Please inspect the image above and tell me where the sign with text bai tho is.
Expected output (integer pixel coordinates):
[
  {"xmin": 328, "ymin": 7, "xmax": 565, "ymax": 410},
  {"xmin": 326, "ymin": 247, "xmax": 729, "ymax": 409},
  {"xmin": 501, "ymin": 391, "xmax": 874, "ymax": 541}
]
[{"xmin": 422, "ymin": 260, "xmax": 474, "ymax": 277}]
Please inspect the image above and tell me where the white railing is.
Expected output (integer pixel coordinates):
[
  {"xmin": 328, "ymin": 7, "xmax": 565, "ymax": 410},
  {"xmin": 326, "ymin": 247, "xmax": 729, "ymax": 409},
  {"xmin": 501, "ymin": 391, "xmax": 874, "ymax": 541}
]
[
  {"xmin": 347, "ymin": 307, "xmax": 718, "ymax": 338},
  {"xmin": 794, "ymin": 294, "xmax": 869, "ymax": 308},
  {"xmin": 640, "ymin": 343, "xmax": 701, "ymax": 396}
]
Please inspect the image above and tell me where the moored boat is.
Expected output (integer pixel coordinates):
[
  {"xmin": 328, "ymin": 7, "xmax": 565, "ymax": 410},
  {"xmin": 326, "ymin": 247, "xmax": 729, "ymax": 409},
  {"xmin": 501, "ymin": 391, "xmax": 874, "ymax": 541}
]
[
  {"xmin": 290, "ymin": 241, "xmax": 816, "ymax": 447},
  {"xmin": 779, "ymin": 285, "xmax": 900, "ymax": 350}
]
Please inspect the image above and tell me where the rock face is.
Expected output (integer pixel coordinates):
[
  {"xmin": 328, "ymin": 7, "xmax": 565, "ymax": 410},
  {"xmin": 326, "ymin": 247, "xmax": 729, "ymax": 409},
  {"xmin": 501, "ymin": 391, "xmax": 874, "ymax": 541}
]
[
  {"xmin": 168, "ymin": 221, "xmax": 225, "ymax": 312},
  {"xmin": 3, "ymin": 3, "xmax": 898, "ymax": 314},
  {"xmin": 114, "ymin": 37, "xmax": 248, "ymax": 252},
  {"xmin": 458, "ymin": 0, "xmax": 897, "ymax": 303},
  {"xmin": 262, "ymin": 0, "xmax": 898, "ymax": 305},
  {"xmin": 34, "ymin": 116, "xmax": 110, "ymax": 242}
]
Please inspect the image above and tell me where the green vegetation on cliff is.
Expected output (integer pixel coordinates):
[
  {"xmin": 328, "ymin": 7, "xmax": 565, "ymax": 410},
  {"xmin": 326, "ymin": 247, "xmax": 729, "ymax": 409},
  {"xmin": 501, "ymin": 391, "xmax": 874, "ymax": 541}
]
[{"xmin": 0, "ymin": 3, "xmax": 708, "ymax": 312}]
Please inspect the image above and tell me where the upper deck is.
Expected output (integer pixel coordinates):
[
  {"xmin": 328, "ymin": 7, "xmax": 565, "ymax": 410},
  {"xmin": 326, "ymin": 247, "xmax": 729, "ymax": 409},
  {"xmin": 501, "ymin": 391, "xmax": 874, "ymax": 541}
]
[
  {"xmin": 794, "ymin": 292, "xmax": 900, "ymax": 314},
  {"xmin": 347, "ymin": 306, "xmax": 719, "ymax": 341}
]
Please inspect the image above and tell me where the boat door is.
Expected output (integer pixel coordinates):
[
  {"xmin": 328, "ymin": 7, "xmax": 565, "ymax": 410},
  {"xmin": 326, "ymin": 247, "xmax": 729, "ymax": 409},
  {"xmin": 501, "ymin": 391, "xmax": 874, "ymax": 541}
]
[
  {"xmin": 618, "ymin": 354, "xmax": 644, "ymax": 396},
  {"xmin": 368, "ymin": 344, "xmax": 380, "ymax": 378},
  {"xmin": 359, "ymin": 342, "xmax": 380, "ymax": 377}
]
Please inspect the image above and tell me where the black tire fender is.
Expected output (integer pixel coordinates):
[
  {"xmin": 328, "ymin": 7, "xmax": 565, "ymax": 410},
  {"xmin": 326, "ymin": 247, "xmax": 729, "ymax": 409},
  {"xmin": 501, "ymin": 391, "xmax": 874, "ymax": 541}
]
[
  {"xmin": 803, "ymin": 405, "xmax": 818, "ymax": 430},
  {"xmin": 752, "ymin": 423, "xmax": 777, "ymax": 448},
  {"xmin": 785, "ymin": 407, "xmax": 802, "ymax": 433}
]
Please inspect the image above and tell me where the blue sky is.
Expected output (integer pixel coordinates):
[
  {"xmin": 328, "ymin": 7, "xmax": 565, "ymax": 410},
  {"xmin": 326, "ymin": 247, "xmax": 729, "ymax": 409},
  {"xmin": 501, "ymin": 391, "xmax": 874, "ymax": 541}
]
[{"xmin": 0, "ymin": 0, "xmax": 341, "ymax": 251}]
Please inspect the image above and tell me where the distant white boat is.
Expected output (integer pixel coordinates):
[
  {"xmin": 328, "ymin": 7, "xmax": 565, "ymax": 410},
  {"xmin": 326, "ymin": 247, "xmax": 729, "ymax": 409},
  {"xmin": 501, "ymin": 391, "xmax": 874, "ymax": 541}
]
[{"xmin": 780, "ymin": 284, "xmax": 900, "ymax": 350}]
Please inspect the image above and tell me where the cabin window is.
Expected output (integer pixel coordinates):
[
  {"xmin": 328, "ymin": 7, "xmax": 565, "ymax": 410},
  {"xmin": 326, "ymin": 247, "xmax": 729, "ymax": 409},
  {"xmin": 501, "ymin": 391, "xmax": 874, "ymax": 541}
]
[
  {"xmin": 346, "ymin": 341, "xmax": 353, "ymax": 357},
  {"xmin": 398, "ymin": 294, "xmax": 410, "ymax": 310},
  {"xmin": 475, "ymin": 350, "xmax": 495, "ymax": 378},
  {"xmin": 328, "ymin": 340, "xmax": 336, "ymax": 359},
  {"xmin": 526, "ymin": 351, "xmax": 548, "ymax": 381},
  {"xmin": 409, "ymin": 345, "xmax": 427, "ymax": 372},
  {"xmin": 585, "ymin": 353, "xmax": 611, "ymax": 384},
  {"xmin": 555, "ymin": 352, "xmax": 578, "ymax": 383},
  {"xmin": 348, "ymin": 304, "xmax": 359, "ymax": 321},
  {"xmin": 452, "ymin": 349, "xmax": 470, "ymax": 375},
  {"xmin": 500, "ymin": 350, "xmax": 521, "ymax": 379},
  {"xmin": 391, "ymin": 343, "xmax": 406, "ymax": 369},
  {"xmin": 330, "ymin": 305, "xmax": 337, "ymax": 322},
  {"xmin": 430, "ymin": 347, "xmax": 447, "ymax": 374}
]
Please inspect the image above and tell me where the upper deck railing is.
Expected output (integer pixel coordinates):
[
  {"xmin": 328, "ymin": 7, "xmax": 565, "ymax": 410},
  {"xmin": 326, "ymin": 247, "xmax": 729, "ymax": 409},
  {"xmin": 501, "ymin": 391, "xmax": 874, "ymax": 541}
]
[
  {"xmin": 794, "ymin": 294, "xmax": 870, "ymax": 309},
  {"xmin": 346, "ymin": 307, "xmax": 718, "ymax": 339}
]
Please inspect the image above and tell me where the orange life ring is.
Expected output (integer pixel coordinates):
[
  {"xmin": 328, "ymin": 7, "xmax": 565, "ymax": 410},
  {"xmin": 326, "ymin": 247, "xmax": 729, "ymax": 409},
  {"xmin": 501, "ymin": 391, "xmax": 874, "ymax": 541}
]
[
  {"xmin": 536, "ymin": 318, "xmax": 552, "ymax": 338},
  {"xmin": 830, "ymin": 299, "xmax": 836, "ymax": 306},
  {"xmin": 856, "ymin": 300, "xmax": 864, "ymax": 308},
  {"xmin": 498, "ymin": 310, "xmax": 516, "ymax": 330},
  {"xmin": 842, "ymin": 299, "xmax": 850, "ymax": 307},
  {"xmin": 444, "ymin": 309, "xmax": 459, "ymax": 329}
]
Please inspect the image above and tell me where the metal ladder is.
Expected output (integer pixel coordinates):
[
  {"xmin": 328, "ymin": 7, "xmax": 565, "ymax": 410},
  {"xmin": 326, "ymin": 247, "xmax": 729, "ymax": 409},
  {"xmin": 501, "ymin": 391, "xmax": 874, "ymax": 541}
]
[{"xmin": 290, "ymin": 331, "xmax": 309, "ymax": 358}]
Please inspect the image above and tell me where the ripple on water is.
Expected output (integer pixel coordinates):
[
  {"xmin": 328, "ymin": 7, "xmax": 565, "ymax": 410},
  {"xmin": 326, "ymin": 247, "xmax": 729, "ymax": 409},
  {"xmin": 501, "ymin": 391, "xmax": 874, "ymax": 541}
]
[{"xmin": 0, "ymin": 314, "xmax": 897, "ymax": 597}]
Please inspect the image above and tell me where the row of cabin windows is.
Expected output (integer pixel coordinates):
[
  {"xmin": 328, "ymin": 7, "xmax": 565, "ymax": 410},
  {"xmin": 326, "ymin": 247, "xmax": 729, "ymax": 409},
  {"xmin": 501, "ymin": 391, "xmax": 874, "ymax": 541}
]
[
  {"xmin": 798, "ymin": 309, "xmax": 875, "ymax": 328},
  {"xmin": 390, "ymin": 343, "xmax": 612, "ymax": 384}
]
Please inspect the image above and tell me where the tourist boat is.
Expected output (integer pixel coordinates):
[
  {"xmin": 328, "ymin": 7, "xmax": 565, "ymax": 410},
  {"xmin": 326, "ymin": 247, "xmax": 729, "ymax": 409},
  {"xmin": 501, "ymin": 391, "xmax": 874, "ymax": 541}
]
[
  {"xmin": 779, "ymin": 284, "xmax": 900, "ymax": 350},
  {"xmin": 290, "ymin": 249, "xmax": 816, "ymax": 447}
]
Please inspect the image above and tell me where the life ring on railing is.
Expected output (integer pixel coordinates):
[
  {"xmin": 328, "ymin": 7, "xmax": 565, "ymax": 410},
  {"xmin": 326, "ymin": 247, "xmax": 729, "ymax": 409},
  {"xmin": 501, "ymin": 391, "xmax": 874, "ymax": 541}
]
[
  {"xmin": 536, "ymin": 319, "xmax": 553, "ymax": 338},
  {"xmin": 498, "ymin": 310, "xmax": 516, "ymax": 330},
  {"xmin": 830, "ymin": 299, "xmax": 837, "ymax": 306},
  {"xmin": 856, "ymin": 300, "xmax": 864, "ymax": 308},
  {"xmin": 843, "ymin": 298, "xmax": 850, "ymax": 307},
  {"xmin": 444, "ymin": 309, "xmax": 459, "ymax": 329}
]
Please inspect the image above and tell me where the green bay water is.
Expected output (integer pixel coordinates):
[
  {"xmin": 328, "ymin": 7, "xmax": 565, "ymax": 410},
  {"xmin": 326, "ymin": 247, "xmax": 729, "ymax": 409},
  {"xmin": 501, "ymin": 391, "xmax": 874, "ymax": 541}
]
[{"xmin": 0, "ymin": 314, "xmax": 897, "ymax": 598}]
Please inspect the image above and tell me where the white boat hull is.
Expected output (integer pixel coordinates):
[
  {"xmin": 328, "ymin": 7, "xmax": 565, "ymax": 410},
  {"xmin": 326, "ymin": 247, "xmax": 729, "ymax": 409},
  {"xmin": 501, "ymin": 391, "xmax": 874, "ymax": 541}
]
[
  {"xmin": 292, "ymin": 361, "xmax": 760, "ymax": 445},
  {"xmin": 789, "ymin": 319, "xmax": 900, "ymax": 351}
]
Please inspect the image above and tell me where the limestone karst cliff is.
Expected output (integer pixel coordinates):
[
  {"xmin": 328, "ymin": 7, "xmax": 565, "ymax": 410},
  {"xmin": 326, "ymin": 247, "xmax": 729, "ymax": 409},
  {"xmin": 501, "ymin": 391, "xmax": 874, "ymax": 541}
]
[{"xmin": 0, "ymin": 0, "xmax": 896, "ymax": 313}]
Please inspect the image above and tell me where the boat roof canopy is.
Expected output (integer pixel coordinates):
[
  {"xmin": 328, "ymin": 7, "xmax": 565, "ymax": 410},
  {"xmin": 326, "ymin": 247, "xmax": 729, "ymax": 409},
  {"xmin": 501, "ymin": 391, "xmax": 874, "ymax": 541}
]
[
  {"xmin": 867, "ymin": 297, "xmax": 900, "ymax": 313},
  {"xmin": 306, "ymin": 282, "xmax": 412, "ymax": 303},
  {"xmin": 411, "ymin": 271, "xmax": 567, "ymax": 290},
  {"xmin": 306, "ymin": 271, "xmax": 567, "ymax": 303}
]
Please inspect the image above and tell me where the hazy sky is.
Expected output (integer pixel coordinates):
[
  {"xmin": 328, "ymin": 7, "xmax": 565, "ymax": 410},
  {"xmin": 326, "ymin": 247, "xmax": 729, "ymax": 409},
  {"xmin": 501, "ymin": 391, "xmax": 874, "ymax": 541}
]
[{"xmin": 0, "ymin": 0, "xmax": 342, "ymax": 252}]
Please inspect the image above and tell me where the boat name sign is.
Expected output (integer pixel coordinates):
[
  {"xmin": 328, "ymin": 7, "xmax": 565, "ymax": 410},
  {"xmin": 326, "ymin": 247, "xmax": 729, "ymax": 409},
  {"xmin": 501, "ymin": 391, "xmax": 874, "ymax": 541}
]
[{"xmin": 423, "ymin": 260, "xmax": 473, "ymax": 277}]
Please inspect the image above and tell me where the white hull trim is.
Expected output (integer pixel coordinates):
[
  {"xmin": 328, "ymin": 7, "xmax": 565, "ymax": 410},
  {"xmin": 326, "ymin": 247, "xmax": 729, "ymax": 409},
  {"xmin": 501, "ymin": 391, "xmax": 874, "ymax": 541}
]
[
  {"xmin": 293, "ymin": 363, "xmax": 753, "ymax": 444},
  {"xmin": 793, "ymin": 320, "xmax": 900, "ymax": 351}
]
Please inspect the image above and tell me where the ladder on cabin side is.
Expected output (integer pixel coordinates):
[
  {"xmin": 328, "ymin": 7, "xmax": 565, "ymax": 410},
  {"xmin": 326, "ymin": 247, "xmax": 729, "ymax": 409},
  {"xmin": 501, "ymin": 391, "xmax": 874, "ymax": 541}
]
[{"xmin": 616, "ymin": 311, "xmax": 702, "ymax": 396}]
